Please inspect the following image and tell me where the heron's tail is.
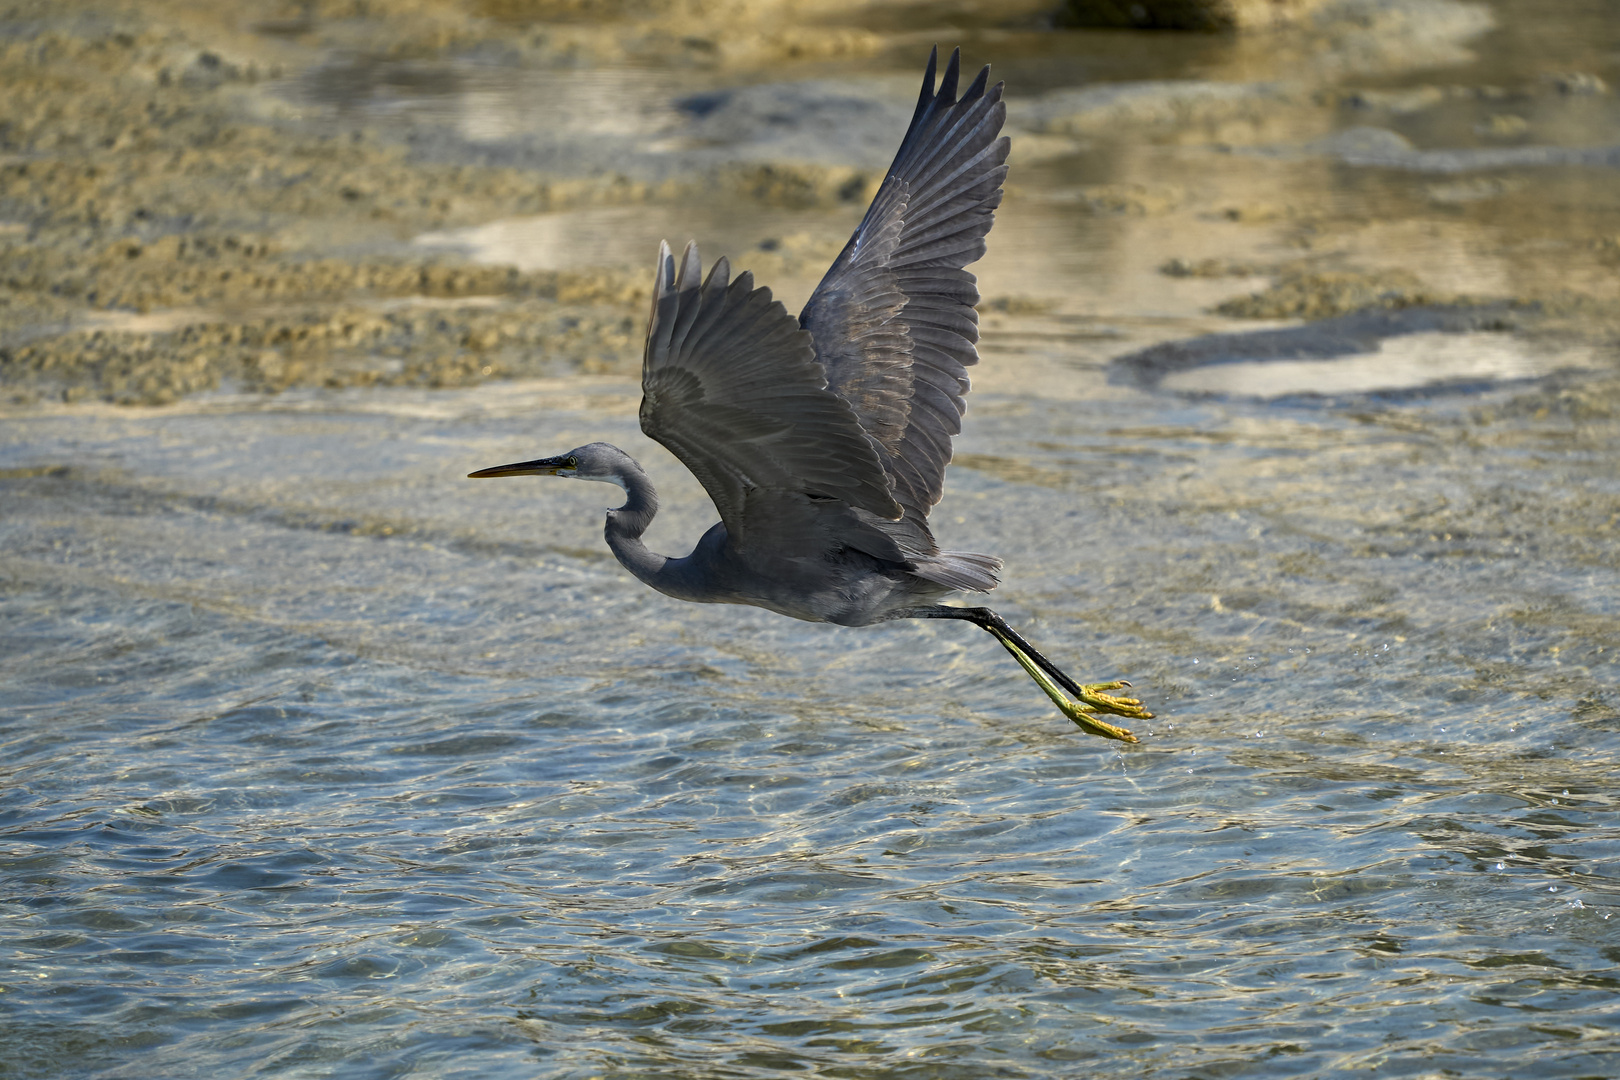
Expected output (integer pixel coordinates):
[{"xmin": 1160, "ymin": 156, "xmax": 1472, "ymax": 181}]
[{"xmin": 914, "ymin": 550, "xmax": 1002, "ymax": 593}]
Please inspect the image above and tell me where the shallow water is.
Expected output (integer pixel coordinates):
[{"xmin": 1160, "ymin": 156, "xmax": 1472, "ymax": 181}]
[
  {"xmin": 6, "ymin": 363, "xmax": 1619, "ymax": 1077},
  {"xmin": 6, "ymin": 3, "xmax": 1620, "ymax": 1078}
]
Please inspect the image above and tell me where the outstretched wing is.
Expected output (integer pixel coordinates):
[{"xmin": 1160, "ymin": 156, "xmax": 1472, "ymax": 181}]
[
  {"xmin": 799, "ymin": 47, "xmax": 1009, "ymax": 549},
  {"xmin": 640, "ymin": 240, "xmax": 902, "ymax": 550}
]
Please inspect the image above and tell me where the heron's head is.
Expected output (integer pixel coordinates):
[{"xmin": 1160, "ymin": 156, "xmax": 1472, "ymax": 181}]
[{"xmin": 467, "ymin": 442, "xmax": 637, "ymax": 491}]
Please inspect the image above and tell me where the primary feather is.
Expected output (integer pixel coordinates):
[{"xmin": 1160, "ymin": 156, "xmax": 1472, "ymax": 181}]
[{"xmin": 639, "ymin": 46, "xmax": 1008, "ymax": 595}]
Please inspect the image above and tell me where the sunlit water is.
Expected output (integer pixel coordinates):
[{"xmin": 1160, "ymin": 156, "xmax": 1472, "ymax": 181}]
[
  {"xmin": 6, "ymin": 3, "xmax": 1620, "ymax": 1078},
  {"xmin": 6, "ymin": 364, "xmax": 1618, "ymax": 1077}
]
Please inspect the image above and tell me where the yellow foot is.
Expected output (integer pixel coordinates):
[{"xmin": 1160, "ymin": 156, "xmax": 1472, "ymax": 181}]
[
  {"xmin": 1075, "ymin": 680, "xmax": 1154, "ymax": 721},
  {"xmin": 1052, "ymin": 697, "xmax": 1138, "ymax": 743},
  {"xmin": 989, "ymin": 630, "xmax": 1152, "ymax": 743},
  {"xmin": 1057, "ymin": 681, "xmax": 1152, "ymax": 744}
]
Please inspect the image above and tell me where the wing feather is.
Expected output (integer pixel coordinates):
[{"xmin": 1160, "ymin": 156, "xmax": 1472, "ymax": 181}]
[
  {"xmin": 639, "ymin": 241, "xmax": 902, "ymax": 550},
  {"xmin": 799, "ymin": 47, "xmax": 1010, "ymax": 547}
]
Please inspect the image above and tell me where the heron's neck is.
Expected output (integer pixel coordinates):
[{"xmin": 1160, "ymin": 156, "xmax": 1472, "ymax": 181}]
[{"xmin": 603, "ymin": 459, "xmax": 668, "ymax": 588}]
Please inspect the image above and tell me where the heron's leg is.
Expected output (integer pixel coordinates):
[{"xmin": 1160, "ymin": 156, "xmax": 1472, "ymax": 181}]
[{"xmin": 895, "ymin": 606, "xmax": 1151, "ymax": 743}]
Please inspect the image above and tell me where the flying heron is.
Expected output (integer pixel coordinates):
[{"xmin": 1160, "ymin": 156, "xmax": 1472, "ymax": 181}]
[{"xmin": 471, "ymin": 48, "xmax": 1152, "ymax": 742}]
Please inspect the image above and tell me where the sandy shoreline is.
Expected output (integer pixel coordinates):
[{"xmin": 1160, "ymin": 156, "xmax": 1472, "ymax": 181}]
[{"xmin": 1, "ymin": 0, "xmax": 1616, "ymax": 407}]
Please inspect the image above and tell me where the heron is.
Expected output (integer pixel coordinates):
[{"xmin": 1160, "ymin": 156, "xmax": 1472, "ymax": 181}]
[{"xmin": 471, "ymin": 48, "xmax": 1152, "ymax": 742}]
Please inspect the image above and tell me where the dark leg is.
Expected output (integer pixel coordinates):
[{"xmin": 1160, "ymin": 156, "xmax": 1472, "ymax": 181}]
[{"xmin": 893, "ymin": 606, "xmax": 1151, "ymax": 743}]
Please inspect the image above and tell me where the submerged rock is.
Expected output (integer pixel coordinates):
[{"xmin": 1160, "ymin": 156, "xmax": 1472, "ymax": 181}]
[
  {"xmin": 1057, "ymin": 0, "xmax": 1335, "ymax": 32},
  {"xmin": 1105, "ymin": 303, "xmax": 1592, "ymax": 401},
  {"xmin": 1214, "ymin": 269, "xmax": 1456, "ymax": 320}
]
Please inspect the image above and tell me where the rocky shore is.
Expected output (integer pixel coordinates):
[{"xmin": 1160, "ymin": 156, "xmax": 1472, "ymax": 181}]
[{"xmin": 1, "ymin": 0, "xmax": 1615, "ymax": 407}]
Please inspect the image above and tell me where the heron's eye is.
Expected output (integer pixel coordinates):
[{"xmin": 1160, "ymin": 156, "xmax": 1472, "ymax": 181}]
[{"xmin": 565, "ymin": 457, "xmax": 578, "ymax": 470}]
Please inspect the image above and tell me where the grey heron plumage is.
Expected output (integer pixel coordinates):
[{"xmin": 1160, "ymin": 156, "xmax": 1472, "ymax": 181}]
[{"xmin": 471, "ymin": 48, "xmax": 1151, "ymax": 742}]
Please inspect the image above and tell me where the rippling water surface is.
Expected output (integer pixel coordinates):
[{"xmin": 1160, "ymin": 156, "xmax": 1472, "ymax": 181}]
[
  {"xmin": 7, "ymin": 371, "xmax": 1618, "ymax": 1077},
  {"xmin": 6, "ymin": 3, "xmax": 1620, "ymax": 1078}
]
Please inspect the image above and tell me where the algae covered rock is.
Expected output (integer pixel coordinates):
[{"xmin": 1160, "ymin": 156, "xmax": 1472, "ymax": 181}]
[{"xmin": 1057, "ymin": 0, "xmax": 1334, "ymax": 31}]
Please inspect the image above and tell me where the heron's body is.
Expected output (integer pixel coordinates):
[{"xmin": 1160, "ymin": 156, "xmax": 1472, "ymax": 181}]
[
  {"xmin": 472, "ymin": 49, "xmax": 1152, "ymax": 741},
  {"xmin": 591, "ymin": 448, "xmax": 950, "ymax": 625}
]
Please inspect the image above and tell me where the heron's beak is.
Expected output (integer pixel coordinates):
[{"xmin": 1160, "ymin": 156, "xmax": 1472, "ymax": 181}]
[{"xmin": 467, "ymin": 456, "xmax": 570, "ymax": 479}]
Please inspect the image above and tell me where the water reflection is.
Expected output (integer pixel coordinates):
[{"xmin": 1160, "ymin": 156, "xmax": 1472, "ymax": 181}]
[
  {"xmin": 1111, "ymin": 308, "xmax": 1609, "ymax": 399},
  {"xmin": 292, "ymin": 57, "xmax": 696, "ymax": 140},
  {"xmin": 1158, "ymin": 331, "xmax": 1601, "ymax": 398}
]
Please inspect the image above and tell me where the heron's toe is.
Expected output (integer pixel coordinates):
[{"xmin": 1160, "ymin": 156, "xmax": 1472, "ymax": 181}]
[
  {"xmin": 1077, "ymin": 682, "xmax": 1154, "ymax": 721},
  {"xmin": 1058, "ymin": 702, "xmax": 1140, "ymax": 743}
]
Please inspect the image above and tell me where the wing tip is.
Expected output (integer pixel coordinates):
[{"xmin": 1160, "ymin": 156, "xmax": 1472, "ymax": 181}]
[
  {"xmin": 922, "ymin": 46, "xmax": 997, "ymax": 108},
  {"xmin": 655, "ymin": 240, "xmax": 673, "ymax": 296},
  {"xmin": 677, "ymin": 240, "xmax": 702, "ymax": 292},
  {"xmin": 705, "ymin": 254, "xmax": 731, "ymax": 293},
  {"xmin": 939, "ymin": 47, "xmax": 961, "ymax": 102}
]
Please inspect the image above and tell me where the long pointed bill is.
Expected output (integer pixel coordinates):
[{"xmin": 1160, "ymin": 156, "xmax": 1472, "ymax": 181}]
[{"xmin": 467, "ymin": 456, "xmax": 570, "ymax": 479}]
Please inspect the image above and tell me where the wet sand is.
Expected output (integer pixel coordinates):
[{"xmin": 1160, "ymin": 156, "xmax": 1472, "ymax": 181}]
[{"xmin": 2, "ymin": 0, "xmax": 1616, "ymax": 408}]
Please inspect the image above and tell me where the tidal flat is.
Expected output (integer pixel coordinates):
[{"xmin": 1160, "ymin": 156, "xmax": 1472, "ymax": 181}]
[{"xmin": 2, "ymin": 1, "xmax": 1619, "ymax": 1077}]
